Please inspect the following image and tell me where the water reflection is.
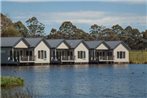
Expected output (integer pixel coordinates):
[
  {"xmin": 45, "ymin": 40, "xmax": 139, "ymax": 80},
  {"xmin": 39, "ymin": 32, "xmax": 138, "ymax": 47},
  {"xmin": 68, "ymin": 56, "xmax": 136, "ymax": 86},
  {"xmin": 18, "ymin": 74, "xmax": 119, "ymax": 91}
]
[
  {"xmin": 1, "ymin": 64, "xmax": 147, "ymax": 98},
  {"xmin": 113, "ymin": 64, "xmax": 128, "ymax": 69}
]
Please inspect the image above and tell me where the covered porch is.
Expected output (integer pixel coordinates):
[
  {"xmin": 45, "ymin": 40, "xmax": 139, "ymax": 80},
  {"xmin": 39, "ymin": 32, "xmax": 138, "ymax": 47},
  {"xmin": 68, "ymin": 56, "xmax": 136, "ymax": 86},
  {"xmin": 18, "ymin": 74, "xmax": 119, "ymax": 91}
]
[
  {"xmin": 89, "ymin": 50, "xmax": 114, "ymax": 63},
  {"xmin": 9, "ymin": 48, "xmax": 35, "ymax": 63},
  {"xmin": 51, "ymin": 49, "xmax": 75, "ymax": 63}
]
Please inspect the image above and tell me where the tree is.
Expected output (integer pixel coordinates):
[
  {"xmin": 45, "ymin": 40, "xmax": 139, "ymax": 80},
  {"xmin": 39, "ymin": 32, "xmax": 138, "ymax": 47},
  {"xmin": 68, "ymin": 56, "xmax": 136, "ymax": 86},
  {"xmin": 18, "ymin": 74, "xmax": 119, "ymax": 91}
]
[
  {"xmin": 90, "ymin": 24, "xmax": 105, "ymax": 40},
  {"xmin": 2, "ymin": 26, "xmax": 21, "ymax": 37},
  {"xmin": 50, "ymin": 28, "xmax": 57, "ymax": 35},
  {"xmin": 14, "ymin": 21, "xmax": 28, "ymax": 37},
  {"xmin": 102, "ymin": 28, "xmax": 119, "ymax": 41},
  {"xmin": 112, "ymin": 24, "xmax": 123, "ymax": 34},
  {"xmin": 59, "ymin": 21, "xmax": 77, "ymax": 37},
  {"xmin": 26, "ymin": 17, "xmax": 45, "ymax": 37},
  {"xmin": 112, "ymin": 24, "xmax": 123, "ymax": 40},
  {"xmin": 1, "ymin": 13, "xmax": 22, "ymax": 37}
]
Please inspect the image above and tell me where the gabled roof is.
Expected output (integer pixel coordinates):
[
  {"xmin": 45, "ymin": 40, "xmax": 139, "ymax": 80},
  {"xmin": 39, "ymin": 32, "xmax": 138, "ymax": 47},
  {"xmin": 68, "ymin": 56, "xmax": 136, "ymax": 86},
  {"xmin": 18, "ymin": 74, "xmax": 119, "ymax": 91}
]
[
  {"xmin": 105, "ymin": 41, "xmax": 130, "ymax": 50},
  {"xmin": 1, "ymin": 37, "xmax": 23, "ymax": 47},
  {"xmin": 65, "ymin": 39, "xmax": 83, "ymax": 48},
  {"xmin": 46, "ymin": 39, "xmax": 64, "ymax": 48},
  {"xmin": 105, "ymin": 41, "xmax": 121, "ymax": 49},
  {"xmin": 85, "ymin": 41, "xmax": 103, "ymax": 49},
  {"xmin": 25, "ymin": 38, "xmax": 43, "ymax": 47}
]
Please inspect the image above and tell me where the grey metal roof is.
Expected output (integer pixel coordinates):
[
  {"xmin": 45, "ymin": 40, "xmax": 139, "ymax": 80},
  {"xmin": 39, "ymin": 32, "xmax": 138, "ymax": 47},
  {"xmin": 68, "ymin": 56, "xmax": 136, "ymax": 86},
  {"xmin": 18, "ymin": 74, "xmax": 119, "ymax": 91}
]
[
  {"xmin": 65, "ymin": 39, "xmax": 82, "ymax": 48},
  {"xmin": 46, "ymin": 39, "xmax": 64, "ymax": 48},
  {"xmin": 105, "ymin": 41, "xmax": 122, "ymax": 49},
  {"xmin": 25, "ymin": 38, "xmax": 43, "ymax": 47},
  {"xmin": 85, "ymin": 41, "xmax": 103, "ymax": 49},
  {"xmin": 1, "ymin": 37, "xmax": 22, "ymax": 47}
]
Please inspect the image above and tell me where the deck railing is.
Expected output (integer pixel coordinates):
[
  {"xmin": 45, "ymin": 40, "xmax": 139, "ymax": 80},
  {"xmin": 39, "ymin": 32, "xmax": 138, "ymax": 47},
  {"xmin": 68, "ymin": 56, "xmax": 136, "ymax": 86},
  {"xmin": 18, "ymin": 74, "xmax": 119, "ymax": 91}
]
[
  {"xmin": 19, "ymin": 56, "xmax": 35, "ymax": 62},
  {"xmin": 99, "ymin": 56, "xmax": 113, "ymax": 61},
  {"xmin": 51, "ymin": 56, "xmax": 75, "ymax": 63}
]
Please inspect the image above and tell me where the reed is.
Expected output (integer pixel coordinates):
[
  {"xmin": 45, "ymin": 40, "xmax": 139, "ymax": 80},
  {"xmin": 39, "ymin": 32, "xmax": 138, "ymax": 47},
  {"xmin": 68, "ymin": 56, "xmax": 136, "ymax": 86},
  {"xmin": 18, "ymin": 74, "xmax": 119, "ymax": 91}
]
[
  {"xmin": 129, "ymin": 50, "xmax": 147, "ymax": 64},
  {"xmin": 1, "ymin": 76, "xmax": 24, "ymax": 88}
]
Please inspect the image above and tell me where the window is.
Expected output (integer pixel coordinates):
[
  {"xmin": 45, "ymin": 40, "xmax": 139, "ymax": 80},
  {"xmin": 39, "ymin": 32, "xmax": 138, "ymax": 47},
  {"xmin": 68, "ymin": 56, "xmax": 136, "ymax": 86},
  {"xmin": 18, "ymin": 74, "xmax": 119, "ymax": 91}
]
[
  {"xmin": 30, "ymin": 51, "xmax": 32, "ymax": 56},
  {"xmin": 78, "ymin": 51, "xmax": 80, "ymax": 58},
  {"xmin": 41, "ymin": 50, "xmax": 43, "ymax": 59},
  {"xmin": 26, "ymin": 51, "xmax": 29, "ymax": 56},
  {"xmin": 38, "ymin": 51, "xmax": 41, "ymax": 59},
  {"xmin": 10, "ymin": 50, "xmax": 13, "ymax": 60},
  {"xmin": 20, "ymin": 50, "xmax": 22, "ymax": 56},
  {"xmin": 78, "ymin": 51, "xmax": 86, "ymax": 59},
  {"xmin": 38, "ymin": 50, "xmax": 47, "ymax": 59},
  {"xmin": 44, "ymin": 51, "xmax": 47, "ymax": 58},
  {"xmin": 117, "ymin": 51, "xmax": 125, "ymax": 59},
  {"xmin": 122, "ymin": 52, "xmax": 125, "ymax": 58},
  {"xmin": 108, "ymin": 52, "xmax": 112, "ymax": 56}
]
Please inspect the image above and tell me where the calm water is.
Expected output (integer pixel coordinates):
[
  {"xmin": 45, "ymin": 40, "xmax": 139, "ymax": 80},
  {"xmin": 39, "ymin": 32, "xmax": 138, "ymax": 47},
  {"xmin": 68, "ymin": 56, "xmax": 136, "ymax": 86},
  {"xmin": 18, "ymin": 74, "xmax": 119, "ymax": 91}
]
[{"xmin": 1, "ymin": 64, "xmax": 147, "ymax": 98}]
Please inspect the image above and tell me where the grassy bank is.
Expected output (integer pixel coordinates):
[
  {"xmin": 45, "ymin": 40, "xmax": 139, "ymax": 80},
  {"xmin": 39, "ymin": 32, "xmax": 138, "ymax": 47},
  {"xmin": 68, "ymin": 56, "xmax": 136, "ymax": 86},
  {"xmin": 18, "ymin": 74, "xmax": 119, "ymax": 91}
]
[
  {"xmin": 1, "ymin": 76, "xmax": 24, "ymax": 88},
  {"xmin": 129, "ymin": 50, "xmax": 147, "ymax": 64}
]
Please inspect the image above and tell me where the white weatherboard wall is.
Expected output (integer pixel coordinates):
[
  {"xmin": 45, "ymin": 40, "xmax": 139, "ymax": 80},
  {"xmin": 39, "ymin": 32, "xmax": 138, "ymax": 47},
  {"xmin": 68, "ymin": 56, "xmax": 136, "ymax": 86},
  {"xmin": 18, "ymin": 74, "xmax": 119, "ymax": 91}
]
[
  {"xmin": 113, "ymin": 44, "xmax": 129, "ymax": 63},
  {"xmin": 96, "ymin": 43, "xmax": 108, "ymax": 50},
  {"xmin": 74, "ymin": 42, "xmax": 89, "ymax": 63},
  {"xmin": 15, "ymin": 40, "xmax": 28, "ymax": 48},
  {"xmin": 34, "ymin": 41, "xmax": 50, "ymax": 64},
  {"xmin": 57, "ymin": 42, "xmax": 69, "ymax": 49}
]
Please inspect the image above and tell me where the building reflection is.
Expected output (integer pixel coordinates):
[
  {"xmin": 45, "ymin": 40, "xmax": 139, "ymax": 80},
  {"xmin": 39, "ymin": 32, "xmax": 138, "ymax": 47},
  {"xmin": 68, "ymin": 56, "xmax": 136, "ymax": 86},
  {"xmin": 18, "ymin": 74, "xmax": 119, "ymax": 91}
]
[{"xmin": 113, "ymin": 64, "xmax": 128, "ymax": 69}]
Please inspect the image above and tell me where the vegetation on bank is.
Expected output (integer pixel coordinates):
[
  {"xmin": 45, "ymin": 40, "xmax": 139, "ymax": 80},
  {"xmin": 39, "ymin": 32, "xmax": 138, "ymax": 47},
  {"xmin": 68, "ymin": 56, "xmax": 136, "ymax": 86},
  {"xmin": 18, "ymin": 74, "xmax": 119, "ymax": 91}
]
[
  {"xmin": 1, "ymin": 76, "xmax": 24, "ymax": 88},
  {"xmin": 129, "ymin": 50, "xmax": 147, "ymax": 64},
  {"xmin": 1, "ymin": 13, "xmax": 147, "ymax": 50}
]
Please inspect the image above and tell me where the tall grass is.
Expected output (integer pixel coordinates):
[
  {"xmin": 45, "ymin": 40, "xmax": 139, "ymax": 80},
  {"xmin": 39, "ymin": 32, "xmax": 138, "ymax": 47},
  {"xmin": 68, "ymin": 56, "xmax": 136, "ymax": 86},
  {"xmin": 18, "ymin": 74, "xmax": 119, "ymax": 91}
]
[
  {"xmin": 129, "ymin": 50, "xmax": 147, "ymax": 64},
  {"xmin": 1, "ymin": 76, "xmax": 24, "ymax": 87},
  {"xmin": 1, "ymin": 76, "xmax": 36, "ymax": 98}
]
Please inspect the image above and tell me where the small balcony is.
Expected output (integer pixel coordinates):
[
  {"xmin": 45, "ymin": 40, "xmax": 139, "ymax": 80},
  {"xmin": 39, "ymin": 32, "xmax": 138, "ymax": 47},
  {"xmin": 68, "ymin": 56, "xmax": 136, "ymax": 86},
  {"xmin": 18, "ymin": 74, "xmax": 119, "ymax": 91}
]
[
  {"xmin": 99, "ymin": 56, "xmax": 114, "ymax": 62},
  {"xmin": 51, "ymin": 56, "xmax": 75, "ymax": 63},
  {"xmin": 19, "ymin": 56, "xmax": 35, "ymax": 63},
  {"xmin": 61, "ymin": 56, "xmax": 75, "ymax": 62}
]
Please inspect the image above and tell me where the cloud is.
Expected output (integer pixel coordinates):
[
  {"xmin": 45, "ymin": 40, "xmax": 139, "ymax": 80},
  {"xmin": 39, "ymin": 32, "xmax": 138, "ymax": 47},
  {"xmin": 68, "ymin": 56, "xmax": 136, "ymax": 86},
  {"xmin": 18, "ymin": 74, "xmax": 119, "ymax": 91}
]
[
  {"xmin": 12, "ymin": 11, "xmax": 146, "ymax": 28},
  {"xmin": 2, "ymin": 0, "xmax": 146, "ymax": 4}
]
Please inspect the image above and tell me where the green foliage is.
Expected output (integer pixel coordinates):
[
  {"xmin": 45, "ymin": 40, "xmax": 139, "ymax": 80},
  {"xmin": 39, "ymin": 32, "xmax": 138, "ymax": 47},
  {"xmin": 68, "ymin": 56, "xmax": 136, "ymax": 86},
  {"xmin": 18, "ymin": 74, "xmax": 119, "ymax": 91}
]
[
  {"xmin": 14, "ymin": 21, "xmax": 29, "ymax": 37},
  {"xmin": 129, "ymin": 50, "xmax": 147, "ymax": 64},
  {"xmin": 48, "ymin": 22, "xmax": 96, "ymax": 40},
  {"xmin": 90, "ymin": 24, "xmax": 105, "ymax": 40},
  {"xmin": 1, "ymin": 13, "xmax": 28, "ymax": 37},
  {"xmin": 1, "ymin": 13, "xmax": 147, "ymax": 50},
  {"xmin": 26, "ymin": 17, "xmax": 45, "ymax": 37},
  {"xmin": 2, "ymin": 26, "xmax": 22, "ymax": 37},
  {"xmin": 1, "ymin": 76, "xmax": 24, "ymax": 88}
]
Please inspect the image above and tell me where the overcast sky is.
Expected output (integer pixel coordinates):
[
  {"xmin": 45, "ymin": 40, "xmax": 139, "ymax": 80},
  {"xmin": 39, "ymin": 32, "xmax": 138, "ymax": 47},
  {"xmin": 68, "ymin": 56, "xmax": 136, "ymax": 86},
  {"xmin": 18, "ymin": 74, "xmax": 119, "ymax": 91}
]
[{"xmin": 1, "ymin": 0, "xmax": 147, "ymax": 34}]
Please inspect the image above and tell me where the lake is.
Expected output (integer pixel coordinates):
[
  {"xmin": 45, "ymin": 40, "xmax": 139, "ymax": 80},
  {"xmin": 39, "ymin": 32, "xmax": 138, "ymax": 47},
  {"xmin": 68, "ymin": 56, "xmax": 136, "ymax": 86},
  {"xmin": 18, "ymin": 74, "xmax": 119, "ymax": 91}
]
[{"xmin": 1, "ymin": 64, "xmax": 147, "ymax": 98}]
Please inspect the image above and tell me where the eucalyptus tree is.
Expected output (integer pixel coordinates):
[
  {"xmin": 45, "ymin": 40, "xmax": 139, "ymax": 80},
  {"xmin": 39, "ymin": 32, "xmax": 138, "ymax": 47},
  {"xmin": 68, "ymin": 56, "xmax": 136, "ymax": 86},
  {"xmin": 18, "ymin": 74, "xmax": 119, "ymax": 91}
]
[
  {"xmin": 90, "ymin": 24, "xmax": 105, "ymax": 40},
  {"xmin": 26, "ymin": 17, "xmax": 45, "ymax": 37}
]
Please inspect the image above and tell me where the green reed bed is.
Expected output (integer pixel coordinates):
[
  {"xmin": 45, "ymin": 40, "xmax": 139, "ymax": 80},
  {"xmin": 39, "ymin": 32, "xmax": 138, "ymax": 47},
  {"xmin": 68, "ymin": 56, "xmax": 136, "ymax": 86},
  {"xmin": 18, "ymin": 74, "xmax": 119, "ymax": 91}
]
[
  {"xmin": 1, "ymin": 76, "xmax": 24, "ymax": 87},
  {"xmin": 129, "ymin": 50, "xmax": 147, "ymax": 64},
  {"xmin": 1, "ymin": 76, "xmax": 36, "ymax": 98}
]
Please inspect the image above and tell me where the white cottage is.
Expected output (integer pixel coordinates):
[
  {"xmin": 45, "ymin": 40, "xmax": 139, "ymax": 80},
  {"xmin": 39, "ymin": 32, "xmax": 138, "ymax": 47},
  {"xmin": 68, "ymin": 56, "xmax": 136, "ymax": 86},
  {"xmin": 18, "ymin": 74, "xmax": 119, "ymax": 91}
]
[
  {"xmin": 66, "ymin": 40, "xmax": 89, "ymax": 63},
  {"xmin": 85, "ymin": 41, "xmax": 130, "ymax": 63},
  {"xmin": 85, "ymin": 41, "xmax": 111, "ymax": 63},
  {"xmin": 106, "ymin": 41, "xmax": 130, "ymax": 63},
  {"xmin": 1, "ymin": 37, "xmax": 29, "ymax": 64},
  {"xmin": 1, "ymin": 37, "xmax": 130, "ymax": 65},
  {"xmin": 46, "ymin": 39, "xmax": 74, "ymax": 64},
  {"xmin": 25, "ymin": 38, "xmax": 50, "ymax": 64}
]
